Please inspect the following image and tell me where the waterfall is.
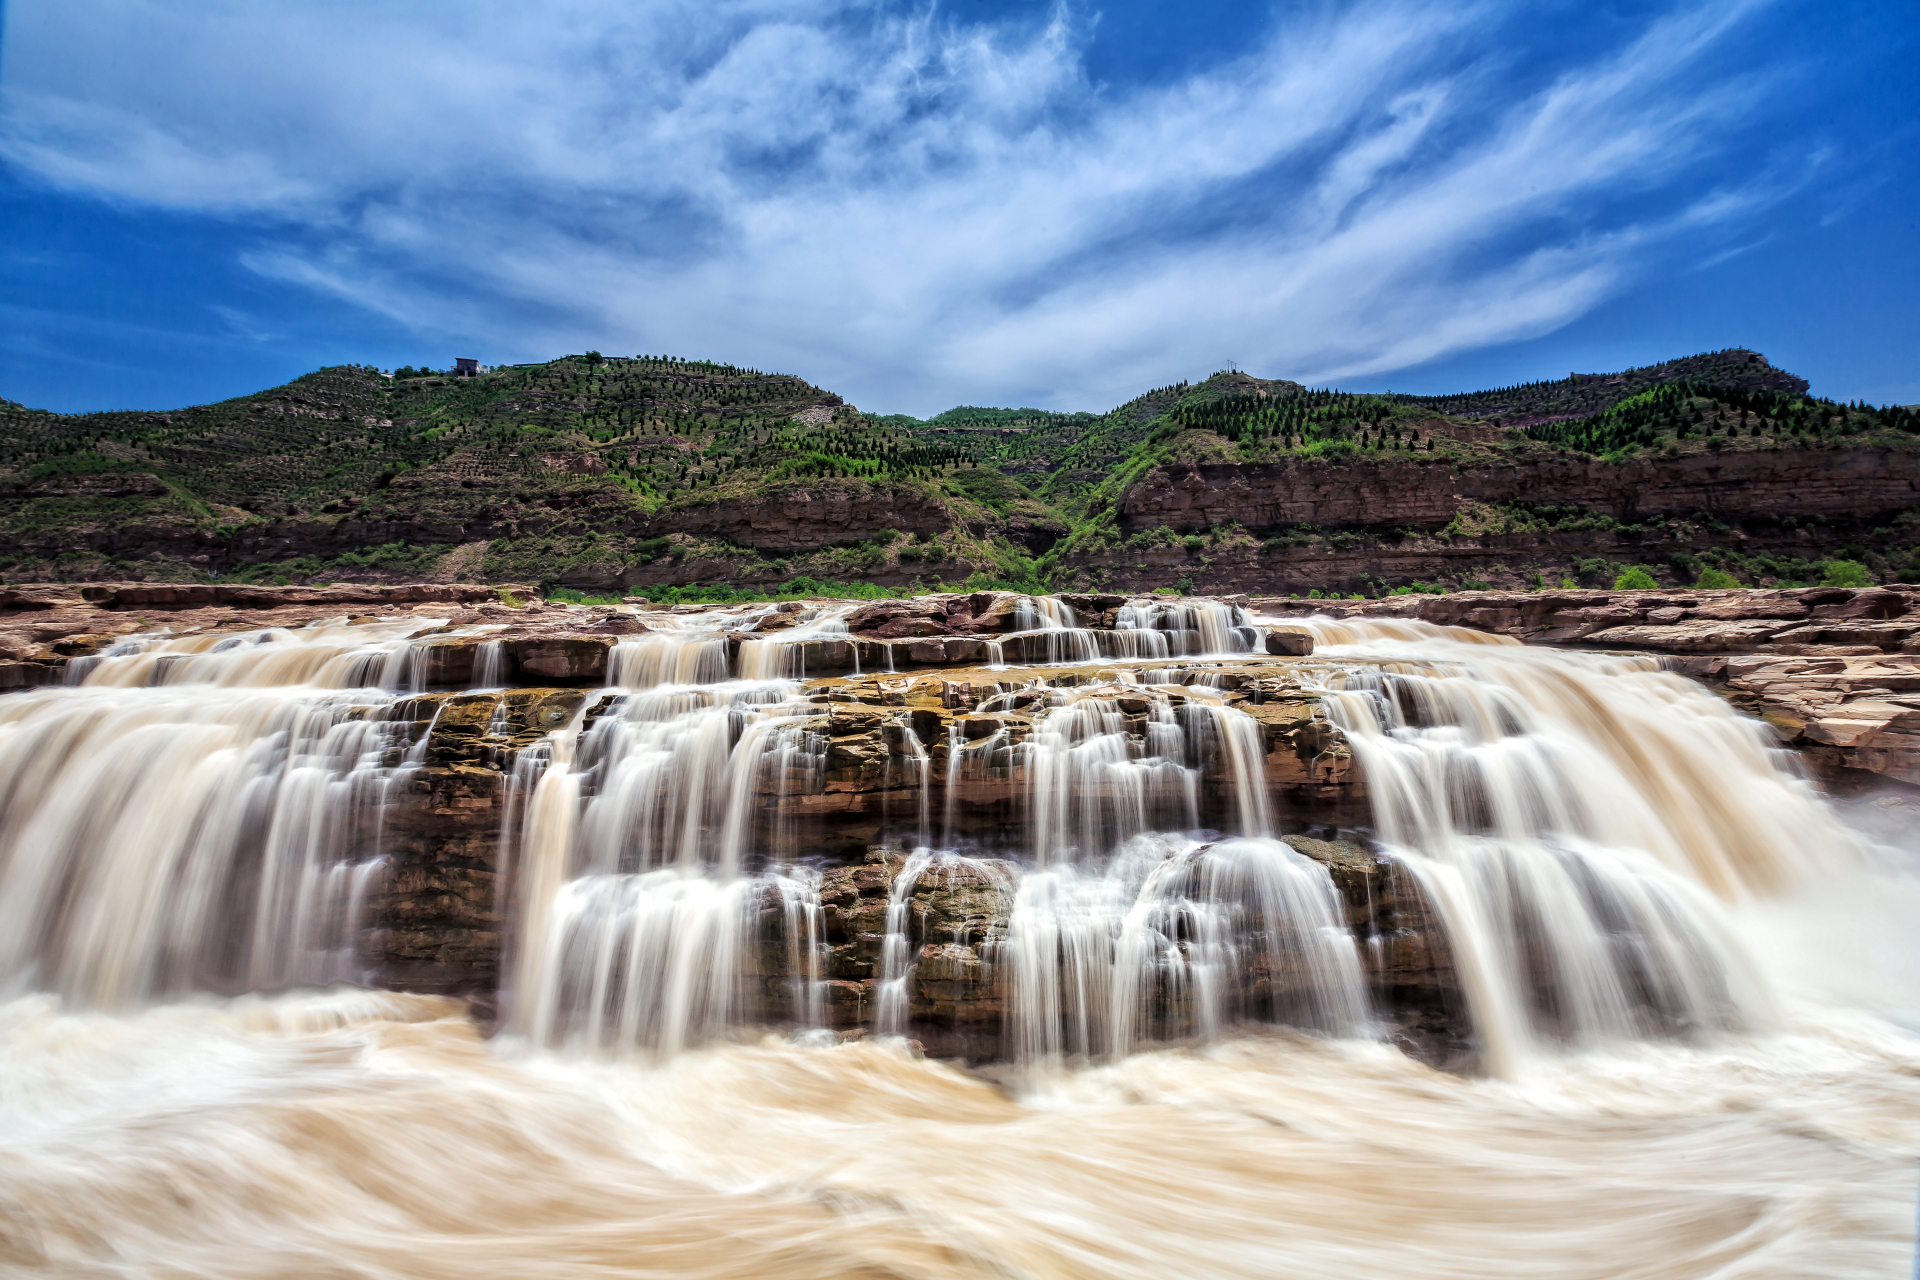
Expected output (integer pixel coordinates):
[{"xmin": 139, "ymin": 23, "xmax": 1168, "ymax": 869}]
[
  {"xmin": 875, "ymin": 849, "xmax": 936, "ymax": 1035},
  {"xmin": 0, "ymin": 685, "xmax": 416, "ymax": 1003},
  {"xmin": 1310, "ymin": 650, "xmax": 1810, "ymax": 1074},
  {"xmin": 471, "ymin": 638, "xmax": 505, "ymax": 689},
  {"xmin": 503, "ymin": 680, "xmax": 831, "ymax": 1053},
  {"xmin": 0, "ymin": 588, "xmax": 1883, "ymax": 1090},
  {"xmin": 1002, "ymin": 833, "xmax": 1369, "ymax": 1067}
]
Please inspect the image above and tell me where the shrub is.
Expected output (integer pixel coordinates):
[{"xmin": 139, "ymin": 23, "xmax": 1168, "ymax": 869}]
[
  {"xmin": 1821, "ymin": 559, "xmax": 1874, "ymax": 588},
  {"xmin": 1180, "ymin": 535, "xmax": 1205, "ymax": 555},
  {"xmin": 1612, "ymin": 566, "xmax": 1660, "ymax": 590},
  {"xmin": 1693, "ymin": 567, "xmax": 1742, "ymax": 589}
]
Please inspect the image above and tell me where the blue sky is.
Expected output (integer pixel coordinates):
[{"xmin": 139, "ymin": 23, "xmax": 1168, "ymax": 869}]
[{"xmin": 1, "ymin": 0, "xmax": 1915, "ymax": 416}]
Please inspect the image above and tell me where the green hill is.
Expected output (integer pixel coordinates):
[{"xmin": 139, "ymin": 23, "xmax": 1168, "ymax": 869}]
[{"xmin": 3, "ymin": 348, "xmax": 1916, "ymax": 597}]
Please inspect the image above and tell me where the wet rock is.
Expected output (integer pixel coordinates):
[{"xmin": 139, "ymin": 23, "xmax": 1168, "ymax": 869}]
[
  {"xmin": 1264, "ymin": 628, "xmax": 1314, "ymax": 656},
  {"xmin": 506, "ymin": 635, "xmax": 612, "ymax": 683}
]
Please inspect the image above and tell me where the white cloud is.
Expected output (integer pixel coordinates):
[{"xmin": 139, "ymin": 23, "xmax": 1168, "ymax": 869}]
[{"xmin": 0, "ymin": 0, "xmax": 1794, "ymax": 412}]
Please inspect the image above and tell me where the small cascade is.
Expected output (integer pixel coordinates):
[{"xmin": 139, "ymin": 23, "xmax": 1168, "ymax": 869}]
[
  {"xmin": 471, "ymin": 638, "xmax": 506, "ymax": 689},
  {"xmin": 75, "ymin": 616, "xmax": 452, "ymax": 690},
  {"xmin": 874, "ymin": 850, "xmax": 1008, "ymax": 1036},
  {"xmin": 1007, "ymin": 595, "xmax": 1102, "ymax": 664},
  {"xmin": 1116, "ymin": 599, "xmax": 1260, "ymax": 656},
  {"xmin": 771, "ymin": 866, "xmax": 826, "ymax": 1029},
  {"xmin": 875, "ymin": 849, "xmax": 936, "ymax": 1034},
  {"xmin": 377, "ymin": 639, "xmax": 431, "ymax": 693},
  {"xmin": 736, "ymin": 605, "xmax": 857, "ymax": 680},
  {"xmin": 608, "ymin": 633, "xmax": 731, "ymax": 687},
  {"xmin": 505, "ymin": 680, "xmax": 832, "ymax": 1054},
  {"xmin": 1003, "ymin": 834, "xmax": 1370, "ymax": 1067},
  {"xmin": 883, "ymin": 718, "xmax": 932, "ymax": 849},
  {"xmin": 1000, "ymin": 596, "xmax": 1257, "ymax": 665},
  {"xmin": 1179, "ymin": 698, "xmax": 1274, "ymax": 837},
  {"xmin": 1021, "ymin": 689, "xmax": 1200, "ymax": 863},
  {"xmin": 522, "ymin": 867, "xmax": 754, "ymax": 1053}
]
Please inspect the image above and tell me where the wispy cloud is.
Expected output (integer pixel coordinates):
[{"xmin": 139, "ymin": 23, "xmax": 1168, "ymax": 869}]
[{"xmin": 0, "ymin": 0, "xmax": 1802, "ymax": 412}]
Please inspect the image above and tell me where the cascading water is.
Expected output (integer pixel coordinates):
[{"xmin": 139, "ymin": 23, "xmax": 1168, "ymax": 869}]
[
  {"xmin": 995, "ymin": 681, "xmax": 1373, "ymax": 1066},
  {"xmin": 471, "ymin": 637, "xmax": 506, "ymax": 689},
  {"xmin": 1274, "ymin": 613, "xmax": 1839, "ymax": 1074},
  {"xmin": 0, "ymin": 617, "xmax": 457, "ymax": 1004},
  {"xmin": 503, "ymin": 676, "xmax": 831, "ymax": 1054},
  {"xmin": 2, "ymin": 594, "xmax": 1917, "ymax": 1276}
]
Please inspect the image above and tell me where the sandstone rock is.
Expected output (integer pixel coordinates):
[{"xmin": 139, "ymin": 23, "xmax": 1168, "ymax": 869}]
[
  {"xmin": 1692, "ymin": 598, "xmax": 1810, "ymax": 621},
  {"xmin": 1768, "ymin": 619, "xmax": 1920, "ymax": 649},
  {"xmin": 505, "ymin": 636, "xmax": 612, "ymax": 683},
  {"xmin": 1264, "ymin": 629, "xmax": 1314, "ymax": 656},
  {"xmin": 1584, "ymin": 619, "xmax": 1791, "ymax": 652},
  {"xmin": 1810, "ymin": 590, "xmax": 1908, "ymax": 620}
]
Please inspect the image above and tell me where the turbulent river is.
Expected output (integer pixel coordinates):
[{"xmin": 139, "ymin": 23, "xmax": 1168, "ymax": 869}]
[{"xmin": 0, "ymin": 598, "xmax": 1915, "ymax": 1277}]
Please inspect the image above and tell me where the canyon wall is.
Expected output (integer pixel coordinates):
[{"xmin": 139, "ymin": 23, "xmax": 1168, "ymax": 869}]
[{"xmin": 1116, "ymin": 446, "xmax": 1920, "ymax": 534}]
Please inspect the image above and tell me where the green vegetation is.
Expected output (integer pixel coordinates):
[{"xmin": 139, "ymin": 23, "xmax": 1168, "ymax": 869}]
[
  {"xmin": 1693, "ymin": 567, "xmax": 1743, "ymax": 589},
  {"xmin": 1821, "ymin": 559, "xmax": 1874, "ymax": 588},
  {"xmin": 4, "ymin": 347, "xmax": 1917, "ymax": 598},
  {"xmin": 1612, "ymin": 567, "xmax": 1660, "ymax": 590},
  {"xmin": 1524, "ymin": 382, "xmax": 1916, "ymax": 461}
]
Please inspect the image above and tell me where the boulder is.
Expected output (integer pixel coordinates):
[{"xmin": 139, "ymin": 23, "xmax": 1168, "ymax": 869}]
[
  {"xmin": 1264, "ymin": 629, "xmax": 1314, "ymax": 656},
  {"xmin": 1810, "ymin": 589, "xmax": 1909, "ymax": 620},
  {"xmin": 505, "ymin": 636, "xmax": 613, "ymax": 683}
]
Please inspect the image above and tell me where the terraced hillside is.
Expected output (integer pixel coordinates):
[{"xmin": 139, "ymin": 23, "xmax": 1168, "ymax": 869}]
[
  {"xmin": 0, "ymin": 356, "xmax": 1063, "ymax": 593},
  {"xmin": 4, "ymin": 348, "xmax": 1918, "ymax": 596}
]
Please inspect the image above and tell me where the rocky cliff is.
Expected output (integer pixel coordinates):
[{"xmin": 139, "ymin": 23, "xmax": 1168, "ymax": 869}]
[{"xmin": 1117, "ymin": 446, "xmax": 1920, "ymax": 534}]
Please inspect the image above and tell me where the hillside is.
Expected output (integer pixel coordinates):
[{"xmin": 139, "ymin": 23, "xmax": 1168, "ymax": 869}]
[{"xmin": 3, "ymin": 348, "xmax": 1917, "ymax": 597}]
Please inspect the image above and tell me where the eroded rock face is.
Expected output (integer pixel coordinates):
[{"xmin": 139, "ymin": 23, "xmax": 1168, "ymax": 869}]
[
  {"xmin": 1704, "ymin": 652, "xmax": 1920, "ymax": 788},
  {"xmin": 1119, "ymin": 448, "xmax": 1920, "ymax": 536}
]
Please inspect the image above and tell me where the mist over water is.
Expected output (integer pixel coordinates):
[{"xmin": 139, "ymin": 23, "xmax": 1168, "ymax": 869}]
[{"xmin": 0, "ymin": 600, "xmax": 1916, "ymax": 1276}]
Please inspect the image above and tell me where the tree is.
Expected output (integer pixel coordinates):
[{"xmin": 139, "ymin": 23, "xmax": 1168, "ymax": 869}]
[
  {"xmin": 1694, "ymin": 567, "xmax": 1742, "ymax": 589},
  {"xmin": 1821, "ymin": 559, "xmax": 1874, "ymax": 588},
  {"xmin": 585, "ymin": 350, "xmax": 603, "ymax": 367},
  {"xmin": 1613, "ymin": 566, "xmax": 1660, "ymax": 590}
]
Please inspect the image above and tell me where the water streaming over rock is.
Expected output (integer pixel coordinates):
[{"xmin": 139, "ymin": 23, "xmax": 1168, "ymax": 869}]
[
  {"xmin": 1273, "ymin": 612, "xmax": 1836, "ymax": 1075},
  {"xmin": 0, "ymin": 617, "xmax": 452, "ymax": 1003},
  {"xmin": 1, "ymin": 595, "xmax": 1916, "ymax": 1275}
]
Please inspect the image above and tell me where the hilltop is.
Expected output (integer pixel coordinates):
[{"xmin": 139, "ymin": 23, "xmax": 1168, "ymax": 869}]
[{"xmin": 3, "ymin": 348, "xmax": 1917, "ymax": 598}]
